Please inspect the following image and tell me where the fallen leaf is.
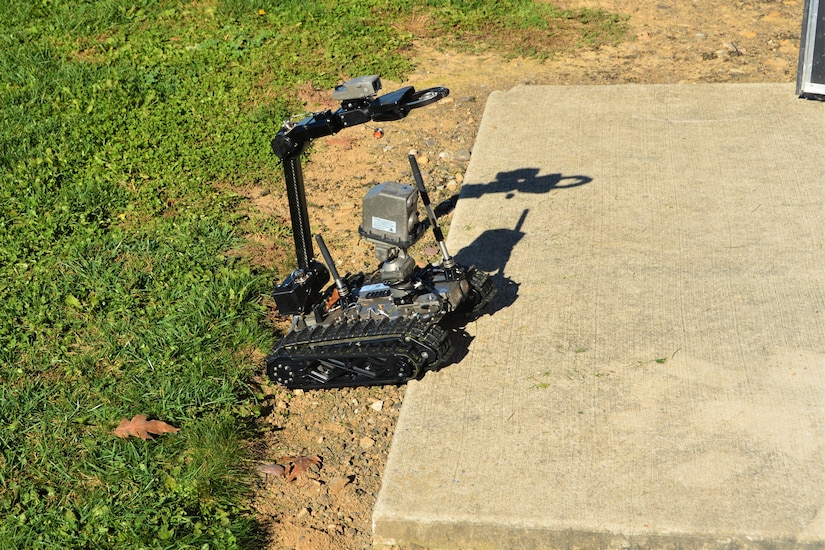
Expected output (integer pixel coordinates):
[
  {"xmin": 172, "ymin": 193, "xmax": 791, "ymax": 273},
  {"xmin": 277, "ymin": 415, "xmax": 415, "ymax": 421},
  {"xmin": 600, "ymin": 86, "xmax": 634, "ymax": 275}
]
[
  {"xmin": 279, "ymin": 455, "xmax": 322, "ymax": 482},
  {"xmin": 113, "ymin": 415, "xmax": 179, "ymax": 440}
]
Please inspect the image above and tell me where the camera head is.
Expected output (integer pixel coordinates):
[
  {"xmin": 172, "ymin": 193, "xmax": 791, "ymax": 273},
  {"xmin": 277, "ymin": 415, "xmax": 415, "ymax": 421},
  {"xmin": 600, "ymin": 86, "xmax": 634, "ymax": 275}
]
[{"xmin": 332, "ymin": 75, "xmax": 382, "ymax": 101}]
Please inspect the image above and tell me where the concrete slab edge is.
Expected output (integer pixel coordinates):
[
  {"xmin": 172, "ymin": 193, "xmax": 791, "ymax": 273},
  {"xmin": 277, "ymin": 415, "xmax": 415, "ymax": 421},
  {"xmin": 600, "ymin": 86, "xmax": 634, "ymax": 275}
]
[{"xmin": 373, "ymin": 519, "xmax": 825, "ymax": 550}]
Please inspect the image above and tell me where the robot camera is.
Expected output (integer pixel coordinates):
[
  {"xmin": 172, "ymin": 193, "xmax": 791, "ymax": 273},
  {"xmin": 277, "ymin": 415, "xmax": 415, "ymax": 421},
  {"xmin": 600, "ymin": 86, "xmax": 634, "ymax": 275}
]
[{"xmin": 332, "ymin": 75, "xmax": 382, "ymax": 101}]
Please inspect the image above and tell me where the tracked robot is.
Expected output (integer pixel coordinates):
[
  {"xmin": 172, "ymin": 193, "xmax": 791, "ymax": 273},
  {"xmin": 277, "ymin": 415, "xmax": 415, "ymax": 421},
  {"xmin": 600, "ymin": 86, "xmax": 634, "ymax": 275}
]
[{"xmin": 266, "ymin": 76, "xmax": 496, "ymax": 390}]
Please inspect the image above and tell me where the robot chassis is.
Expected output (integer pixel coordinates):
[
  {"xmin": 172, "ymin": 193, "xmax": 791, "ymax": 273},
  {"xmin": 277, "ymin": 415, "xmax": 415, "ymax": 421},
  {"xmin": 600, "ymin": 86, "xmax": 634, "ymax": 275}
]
[{"xmin": 265, "ymin": 76, "xmax": 496, "ymax": 390}]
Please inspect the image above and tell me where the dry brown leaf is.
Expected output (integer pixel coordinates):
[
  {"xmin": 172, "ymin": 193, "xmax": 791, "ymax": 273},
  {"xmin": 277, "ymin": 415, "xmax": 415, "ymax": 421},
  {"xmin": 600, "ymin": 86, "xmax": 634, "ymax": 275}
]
[
  {"xmin": 113, "ymin": 415, "xmax": 179, "ymax": 440},
  {"xmin": 279, "ymin": 455, "xmax": 322, "ymax": 482}
]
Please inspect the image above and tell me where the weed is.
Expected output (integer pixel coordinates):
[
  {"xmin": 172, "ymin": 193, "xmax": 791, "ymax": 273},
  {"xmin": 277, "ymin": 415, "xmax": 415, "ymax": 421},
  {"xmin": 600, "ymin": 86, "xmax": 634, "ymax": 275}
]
[
  {"xmin": 530, "ymin": 376, "xmax": 552, "ymax": 390},
  {"xmin": 632, "ymin": 356, "xmax": 672, "ymax": 369}
]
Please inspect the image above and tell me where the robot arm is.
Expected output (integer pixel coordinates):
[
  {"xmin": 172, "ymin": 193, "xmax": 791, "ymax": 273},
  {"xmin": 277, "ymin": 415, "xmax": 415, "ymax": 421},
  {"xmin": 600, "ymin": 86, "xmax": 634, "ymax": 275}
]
[
  {"xmin": 272, "ymin": 76, "xmax": 448, "ymax": 160},
  {"xmin": 270, "ymin": 76, "xmax": 449, "ymax": 315}
]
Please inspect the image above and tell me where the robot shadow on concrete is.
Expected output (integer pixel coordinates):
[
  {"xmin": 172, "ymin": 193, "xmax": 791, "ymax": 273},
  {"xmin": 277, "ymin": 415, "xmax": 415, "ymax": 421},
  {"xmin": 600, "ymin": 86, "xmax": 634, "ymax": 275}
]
[
  {"xmin": 441, "ymin": 168, "xmax": 593, "ymax": 315},
  {"xmin": 454, "ymin": 208, "xmax": 528, "ymax": 317},
  {"xmin": 460, "ymin": 168, "xmax": 592, "ymax": 200},
  {"xmin": 435, "ymin": 168, "xmax": 591, "ymax": 216},
  {"xmin": 428, "ymin": 207, "xmax": 528, "ymax": 368}
]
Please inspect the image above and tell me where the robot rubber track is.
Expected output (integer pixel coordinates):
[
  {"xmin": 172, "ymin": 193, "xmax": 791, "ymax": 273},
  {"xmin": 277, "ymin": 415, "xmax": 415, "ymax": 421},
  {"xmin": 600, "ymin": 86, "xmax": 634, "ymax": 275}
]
[{"xmin": 266, "ymin": 317, "xmax": 454, "ymax": 390}]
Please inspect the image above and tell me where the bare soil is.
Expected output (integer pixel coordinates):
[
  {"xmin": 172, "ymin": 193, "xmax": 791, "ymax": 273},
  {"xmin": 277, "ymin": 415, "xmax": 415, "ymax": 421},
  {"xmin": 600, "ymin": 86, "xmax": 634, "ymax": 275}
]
[{"xmin": 246, "ymin": 0, "xmax": 803, "ymax": 548}]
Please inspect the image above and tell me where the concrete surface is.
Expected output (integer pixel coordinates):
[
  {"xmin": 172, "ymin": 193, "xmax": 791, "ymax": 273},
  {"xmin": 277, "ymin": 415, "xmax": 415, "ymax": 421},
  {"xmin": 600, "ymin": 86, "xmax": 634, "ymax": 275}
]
[{"xmin": 373, "ymin": 84, "xmax": 825, "ymax": 549}]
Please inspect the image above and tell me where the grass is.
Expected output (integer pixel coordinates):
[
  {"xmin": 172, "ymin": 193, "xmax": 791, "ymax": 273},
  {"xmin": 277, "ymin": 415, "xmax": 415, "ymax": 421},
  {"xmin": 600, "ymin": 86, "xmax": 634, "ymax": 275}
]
[
  {"xmin": 0, "ymin": 0, "xmax": 627, "ymax": 546},
  {"xmin": 412, "ymin": 1, "xmax": 629, "ymax": 57}
]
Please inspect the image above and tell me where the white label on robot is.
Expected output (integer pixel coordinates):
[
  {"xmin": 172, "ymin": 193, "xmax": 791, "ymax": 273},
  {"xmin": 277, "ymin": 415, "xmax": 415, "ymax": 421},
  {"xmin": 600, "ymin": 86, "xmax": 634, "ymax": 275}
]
[
  {"xmin": 357, "ymin": 284, "xmax": 389, "ymax": 296},
  {"xmin": 372, "ymin": 216, "xmax": 397, "ymax": 234}
]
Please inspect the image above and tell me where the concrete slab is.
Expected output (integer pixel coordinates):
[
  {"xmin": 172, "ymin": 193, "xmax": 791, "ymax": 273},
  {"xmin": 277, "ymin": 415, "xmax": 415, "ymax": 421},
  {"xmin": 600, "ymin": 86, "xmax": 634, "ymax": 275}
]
[{"xmin": 373, "ymin": 84, "xmax": 825, "ymax": 549}]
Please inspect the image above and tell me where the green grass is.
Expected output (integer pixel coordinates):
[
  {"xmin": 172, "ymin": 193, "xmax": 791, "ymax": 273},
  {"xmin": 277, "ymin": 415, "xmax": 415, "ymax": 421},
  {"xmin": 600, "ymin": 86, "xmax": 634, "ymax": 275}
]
[
  {"xmin": 0, "ymin": 0, "xmax": 627, "ymax": 546},
  {"xmin": 407, "ymin": 0, "xmax": 629, "ymax": 57}
]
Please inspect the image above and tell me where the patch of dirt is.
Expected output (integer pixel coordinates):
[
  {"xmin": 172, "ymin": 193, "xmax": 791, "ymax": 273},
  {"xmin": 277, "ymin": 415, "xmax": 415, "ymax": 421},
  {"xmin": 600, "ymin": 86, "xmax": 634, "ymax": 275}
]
[{"xmin": 248, "ymin": 1, "xmax": 802, "ymax": 548}]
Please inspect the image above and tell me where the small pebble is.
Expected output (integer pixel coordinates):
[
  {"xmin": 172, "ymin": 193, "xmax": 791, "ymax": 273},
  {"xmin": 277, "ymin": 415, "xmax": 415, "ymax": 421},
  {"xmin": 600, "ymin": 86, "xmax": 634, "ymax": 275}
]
[
  {"xmin": 328, "ymin": 476, "xmax": 352, "ymax": 494},
  {"xmin": 359, "ymin": 436, "xmax": 375, "ymax": 449},
  {"xmin": 258, "ymin": 463, "xmax": 286, "ymax": 477},
  {"xmin": 454, "ymin": 149, "xmax": 472, "ymax": 162}
]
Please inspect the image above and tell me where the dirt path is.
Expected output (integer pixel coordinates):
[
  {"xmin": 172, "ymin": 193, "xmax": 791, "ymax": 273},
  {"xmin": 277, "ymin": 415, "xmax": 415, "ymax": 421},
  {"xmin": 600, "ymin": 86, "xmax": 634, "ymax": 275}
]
[{"xmin": 249, "ymin": 1, "xmax": 803, "ymax": 548}]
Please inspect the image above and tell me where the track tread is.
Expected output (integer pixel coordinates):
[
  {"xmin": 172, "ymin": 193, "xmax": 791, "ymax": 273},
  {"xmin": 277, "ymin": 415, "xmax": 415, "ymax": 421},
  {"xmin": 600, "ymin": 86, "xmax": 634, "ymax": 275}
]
[
  {"xmin": 463, "ymin": 266, "xmax": 497, "ymax": 316},
  {"xmin": 266, "ymin": 317, "xmax": 452, "ymax": 389}
]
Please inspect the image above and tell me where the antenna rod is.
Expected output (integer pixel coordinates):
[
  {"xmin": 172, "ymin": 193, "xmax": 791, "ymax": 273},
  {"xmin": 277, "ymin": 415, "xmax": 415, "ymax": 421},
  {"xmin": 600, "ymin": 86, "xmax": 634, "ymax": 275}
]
[
  {"xmin": 409, "ymin": 154, "xmax": 454, "ymax": 267},
  {"xmin": 314, "ymin": 234, "xmax": 350, "ymax": 300}
]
